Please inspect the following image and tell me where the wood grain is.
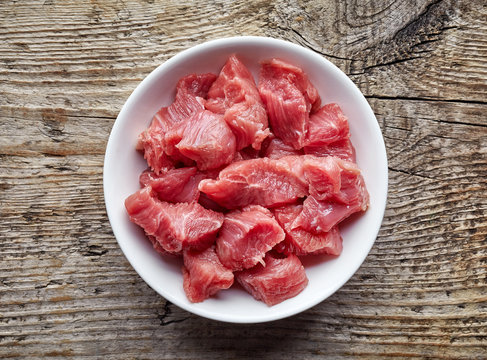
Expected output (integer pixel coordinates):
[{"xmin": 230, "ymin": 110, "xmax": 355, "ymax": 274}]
[{"xmin": 1, "ymin": 0, "xmax": 486, "ymax": 358}]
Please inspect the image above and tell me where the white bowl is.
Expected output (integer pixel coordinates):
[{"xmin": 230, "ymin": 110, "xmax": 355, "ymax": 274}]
[{"xmin": 103, "ymin": 36, "xmax": 388, "ymax": 323}]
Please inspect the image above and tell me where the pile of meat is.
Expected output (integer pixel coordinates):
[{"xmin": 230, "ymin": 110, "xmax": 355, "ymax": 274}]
[{"xmin": 125, "ymin": 55, "xmax": 369, "ymax": 306}]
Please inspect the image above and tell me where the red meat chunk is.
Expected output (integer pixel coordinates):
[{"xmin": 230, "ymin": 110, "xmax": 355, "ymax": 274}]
[
  {"xmin": 182, "ymin": 246, "xmax": 234, "ymax": 303},
  {"xmin": 137, "ymin": 119, "xmax": 176, "ymax": 174},
  {"xmin": 236, "ymin": 252, "xmax": 309, "ymax": 306},
  {"xmin": 293, "ymin": 193, "xmax": 368, "ymax": 234},
  {"xmin": 206, "ymin": 54, "xmax": 269, "ymax": 150},
  {"xmin": 198, "ymin": 157, "xmax": 308, "ymax": 209},
  {"xmin": 175, "ymin": 110, "xmax": 237, "ymax": 170},
  {"xmin": 273, "ymin": 204, "xmax": 343, "ymax": 256},
  {"xmin": 258, "ymin": 58, "xmax": 321, "ymax": 149},
  {"xmin": 216, "ymin": 205, "xmax": 285, "ymax": 271},
  {"xmin": 304, "ymin": 103, "xmax": 350, "ymax": 147},
  {"xmin": 304, "ymin": 138, "xmax": 356, "ymax": 162},
  {"xmin": 302, "ymin": 155, "xmax": 361, "ymax": 201},
  {"xmin": 139, "ymin": 167, "xmax": 201, "ymax": 203},
  {"xmin": 137, "ymin": 73, "xmax": 217, "ymax": 173},
  {"xmin": 125, "ymin": 187, "xmax": 224, "ymax": 253},
  {"xmin": 260, "ymin": 134, "xmax": 303, "ymax": 159}
]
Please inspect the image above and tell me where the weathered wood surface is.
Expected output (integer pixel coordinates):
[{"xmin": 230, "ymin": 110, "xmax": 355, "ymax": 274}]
[{"xmin": 1, "ymin": 0, "xmax": 486, "ymax": 358}]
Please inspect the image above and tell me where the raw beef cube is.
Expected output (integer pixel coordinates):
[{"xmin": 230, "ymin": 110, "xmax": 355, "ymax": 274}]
[
  {"xmin": 302, "ymin": 155, "xmax": 361, "ymax": 201},
  {"xmin": 139, "ymin": 167, "xmax": 202, "ymax": 203},
  {"xmin": 198, "ymin": 157, "xmax": 308, "ymax": 209},
  {"xmin": 176, "ymin": 110, "xmax": 237, "ymax": 170},
  {"xmin": 259, "ymin": 58, "xmax": 321, "ymax": 149},
  {"xmin": 305, "ymin": 103, "xmax": 350, "ymax": 147},
  {"xmin": 273, "ymin": 204, "xmax": 342, "ymax": 256},
  {"xmin": 137, "ymin": 121, "xmax": 175, "ymax": 174},
  {"xmin": 177, "ymin": 73, "xmax": 217, "ymax": 99},
  {"xmin": 137, "ymin": 73, "xmax": 217, "ymax": 173},
  {"xmin": 166, "ymin": 73, "xmax": 217, "ymax": 125},
  {"xmin": 182, "ymin": 246, "xmax": 234, "ymax": 303},
  {"xmin": 291, "ymin": 156, "xmax": 369, "ymax": 233},
  {"xmin": 260, "ymin": 134, "xmax": 303, "ymax": 159},
  {"xmin": 293, "ymin": 194, "xmax": 368, "ymax": 234},
  {"xmin": 125, "ymin": 187, "xmax": 224, "ymax": 253},
  {"xmin": 216, "ymin": 205, "xmax": 285, "ymax": 271},
  {"xmin": 333, "ymin": 166, "xmax": 368, "ymax": 205},
  {"xmin": 304, "ymin": 138, "xmax": 356, "ymax": 162},
  {"xmin": 236, "ymin": 252, "xmax": 308, "ymax": 306},
  {"xmin": 206, "ymin": 54, "xmax": 269, "ymax": 150}
]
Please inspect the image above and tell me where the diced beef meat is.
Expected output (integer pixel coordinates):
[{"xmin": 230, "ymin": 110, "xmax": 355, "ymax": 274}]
[
  {"xmin": 260, "ymin": 134, "xmax": 304, "ymax": 159},
  {"xmin": 125, "ymin": 187, "xmax": 224, "ymax": 253},
  {"xmin": 216, "ymin": 205, "xmax": 285, "ymax": 271},
  {"xmin": 165, "ymin": 73, "xmax": 217, "ymax": 126},
  {"xmin": 302, "ymin": 155, "xmax": 361, "ymax": 201},
  {"xmin": 236, "ymin": 252, "xmax": 308, "ymax": 306},
  {"xmin": 126, "ymin": 56, "xmax": 370, "ymax": 306},
  {"xmin": 139, "ymin": 167, "xmax": 201, "ymax": 203},
  {"xmin": 175, "ymin": 110, "xmax": 237, "ymax": 170},
  {"xmin": 198, "ymin": 157, "xmax": 308, "ymax": 209},
  {"xmin": 137, "ymin": 73, "xmax": 217, "ymax": 173},
  {"xmin": 258, "ymin": 58, "xmax": 321, "ymax": 149},
  {"xmin": 273, "ymin": 204, "xmax": 343, "ymax": 256},
  {"xmin": 137, "ymin": 119, "xmax": 176, "ymax": 174},
  {"xmin": 304, "ymin": 138, "xmax": 356, "ymax": 162},
  {"xmin": 293, "ymin": 192, "xmax": 368, "ymax": 234},
  {"xmin": 304, "ymin": 103, "xmax": 350, "ymax": 147},
  {"xmin": 182, "ymin": 246, "xmax": 234, "ymax": 303},
  {"xmin": 206, "ymin": 54, "xmax": 269, "ymax": 150}
]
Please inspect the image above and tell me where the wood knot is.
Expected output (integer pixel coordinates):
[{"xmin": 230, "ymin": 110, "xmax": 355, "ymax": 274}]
[{"xmin": 40, "ymin": 108, "xmax": 67, "ymax": 142}]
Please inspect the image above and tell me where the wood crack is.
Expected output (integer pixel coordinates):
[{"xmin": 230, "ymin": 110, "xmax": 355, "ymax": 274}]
[
  {"xmin": 157, "ymin": 301, "xmax": 190, "ymax": 326},
  {"xmin": 359, "ymin": 56, "xmax": 422, "ymax": 72},
  {"xmin": 278, "ymin": 26, "xmax": 354, "ymax": 62},
  {"xmin": 390, "ymin": 0, "xmax": 446, "ymax": 42},
  {"xmin": 365, "ymin": 95, "xmax": 487, "ymax": 106},
  {"xmin": 388, "ymin": 167, "xmax": 436, "ymax": 180}
]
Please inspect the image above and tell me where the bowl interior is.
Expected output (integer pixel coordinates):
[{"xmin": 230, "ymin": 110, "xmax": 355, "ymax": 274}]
[{"xmin": 104, "ymin": 36, "xmax": 388, "ymax": 323}]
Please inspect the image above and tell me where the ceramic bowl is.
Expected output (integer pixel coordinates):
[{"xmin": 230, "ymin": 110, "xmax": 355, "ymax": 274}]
[{"xmin": 103, "ymin": 36, "xmax": 388, "ymax": 323}]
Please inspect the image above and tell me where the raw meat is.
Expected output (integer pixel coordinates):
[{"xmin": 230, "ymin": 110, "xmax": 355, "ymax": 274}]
[
  {"xmin": 259, "ymin": 58, "xmax": 321, "ymax": 149},
  {"xmin": 182, "ymin": 246, "xmax": 234, "ymax": 303},
  {"xmin": 176, "ymin": 110, "xmax": 237, "ymax": 170},
  {"xmin": 236, "ymin": 252, "xmax": 308, "ymax": 306},
  {"xmin": 198, "ymin": 157, "xmax": 308, "ymax": 209},
  {"xmin": 137, "ymin": 120, "xmax": 175, "ymax": 174},
  {"xmin": 273, "ymin": 203, "xmax": 342, "ymax": 256},
  {"xmin": 126, "ymin": 56, "xmax": 370, "ymax": 306},
  {"xmin": 302, "ymin": 155, "xmax": 361, "ymax": 201},
  {"xmin": 216, "ymin": 205, "xmax": 285, "ymax": 271},
  {"xmin": 139, "ymin": 167, "xmax": 201, "ymax": 203},
  {"xmin": 288, "ymin": 156, "xmax": 369, "ymax": 233},
  {"xmin": 206, "ymin": 54, "xmax": 269, "ymax": 150},
  {"xmin": 137, "ymin": 73, "xmax": 217, "ymax": 173},
  {"xmin": 304, "ymin": 138, "xmax": 356, "ymax": 162},
  {"xmin": 125, "ymin": 187, "xmax": 224, "ymax": 253},
  {"xmin": 293, "ymin": 193, "xmax": 368, "ymax": 234},
  {"xmin": 162, "ymin": 72, "xmax": 217, "ymax": 128},
  {"xmin": 304, "ymin": 103, "xmax": 350, "ymax": 147},
  {"xmin": 260, "ymin": 134, "xmax": 303, "ymax": 159}
]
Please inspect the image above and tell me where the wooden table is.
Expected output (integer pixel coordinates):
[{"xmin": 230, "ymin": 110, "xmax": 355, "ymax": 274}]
[{"xmin": 1, "ymin": 0, "xmax": 486, "ymax": 358}]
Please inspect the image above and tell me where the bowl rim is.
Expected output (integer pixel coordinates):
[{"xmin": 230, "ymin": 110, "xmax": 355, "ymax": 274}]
[{"xmin": 103, "ymin": 35, "xmax": 388, "ymax": 323}]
